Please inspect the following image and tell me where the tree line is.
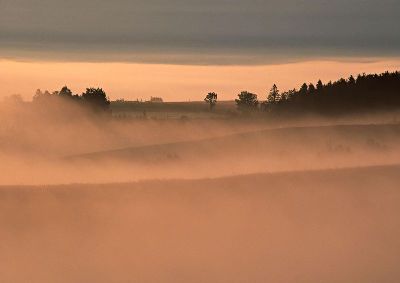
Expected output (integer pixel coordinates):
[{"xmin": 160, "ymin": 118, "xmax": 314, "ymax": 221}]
[
  {"xmin": 9, "ymin": 71, "xmax": 400, "ymax": 117},
  {"xmin": 205, "ymin": 71, "xmax": 400, "ymax": 115},
  {"xmin": 33, "ymin": 86, "xmax": 111, "ymax": 112}
]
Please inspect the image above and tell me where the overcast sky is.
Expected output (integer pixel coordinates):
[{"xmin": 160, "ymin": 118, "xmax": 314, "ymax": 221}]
[{"xmin": 1, "ymin": 0, "xmax": 399, "ymax": 64}]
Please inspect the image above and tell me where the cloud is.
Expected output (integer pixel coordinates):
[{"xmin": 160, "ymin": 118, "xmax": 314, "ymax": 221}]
[{"xmin": 1, "ymin": 0, "xmax": 400, "ymax": 64}]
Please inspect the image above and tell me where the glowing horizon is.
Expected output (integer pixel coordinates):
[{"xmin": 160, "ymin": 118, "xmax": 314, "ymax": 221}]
[
  {"xmin": 2, "ymin": 58, "xmax": 400, "ymax": 102},
  {"xmin": 2, "ymin": 0, "xmax": 399, "ymax": 102}
]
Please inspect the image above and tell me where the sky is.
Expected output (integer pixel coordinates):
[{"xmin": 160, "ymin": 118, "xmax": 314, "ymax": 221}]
[{"xmin": 1, "ymin": 0, "xmax": 400, "ymax": 101}]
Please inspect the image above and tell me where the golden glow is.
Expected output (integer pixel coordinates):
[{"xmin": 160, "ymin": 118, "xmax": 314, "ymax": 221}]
[{"xmin": 1, "ymin": 58, "xmax": 400, "ymax": 101}]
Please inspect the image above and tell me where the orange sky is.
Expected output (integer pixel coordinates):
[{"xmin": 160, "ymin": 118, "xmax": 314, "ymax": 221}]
[{"xmin": 1, "ymin": 58, "xmax": 400, "ymax": 102}]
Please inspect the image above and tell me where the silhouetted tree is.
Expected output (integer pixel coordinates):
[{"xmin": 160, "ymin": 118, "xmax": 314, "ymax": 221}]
[
  {"xmin": 82, "ymin": 88, "xmax": 110, "ymax": 111},
  {"xmin": 280, "ymin": 91, "xmax": 290, "ymax": 102},
  {"xmin": 267, "ymin": 84, "xmax": 280, "ymax": 104},
  {"xmin": 299, "ymin": 83, "xmax": 308, "ymax": 96},
  {"xmin": 59, "ymin": 86, "xmax": 73, "ymax": 98},
  {"xmin": 308, "ymin": 83, "xmax": 316, "ymax": 94},
  {"xmin": 204, "ymin": 92, "xmax": 218, "ymax": 111},
  {"xmin": 235, "ymin": 91, "xmax": 259, "ymax": 112},
  {"xmin": 348, "ymin": 75, "xmax": 356, "ymax": 85},
  {"xmin": 264, "ymin": 71, "xmax": 400, "ymax": 115},
  {"xmin": 316, "ymin": 80, "xmax": 323, "ymax": 91},
  {"xmin": 33, "ymin": 89, "xmax": 54, "ymax": 103},
  {"xmin": 57, "ymin": 86, "xmax": 81, "ymax": 101}
]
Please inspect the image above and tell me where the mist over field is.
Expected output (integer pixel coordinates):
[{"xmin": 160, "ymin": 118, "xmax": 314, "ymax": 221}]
[
  {"xmin": 1, "ymin": 93, "xmax": 400, "ymax": 283},
  {"xmin": 1, "ymin": 96, "xmax": 400, "ymax": 184},
  {"xmin": 2, "ymin": 0, "xmax": 400, "ymax": 280},
  {"xmin": 2, "ymin": 167, "xmax": 400, "ymax": 283}
]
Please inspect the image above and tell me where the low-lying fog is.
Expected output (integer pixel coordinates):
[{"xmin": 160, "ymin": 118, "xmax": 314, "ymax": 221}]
[
  {"xmin": 1, "ymin": 166, "xmax": 400, "ymax": 283},
  {"xmin": 1, "ymin": 98, "xmax": 400, "ymax": 184},
  {"xmin": 0, "ymin": 98, "xmax": 400, "ymax": 184},
  {"xmin": 1, "ymin": 98, "xmax": 400, "ymax": 283}
]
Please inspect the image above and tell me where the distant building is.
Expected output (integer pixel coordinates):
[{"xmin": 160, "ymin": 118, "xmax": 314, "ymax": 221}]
[{"xmin": 150, "ymin": 96, "xmax": 164, "ymax": 103}]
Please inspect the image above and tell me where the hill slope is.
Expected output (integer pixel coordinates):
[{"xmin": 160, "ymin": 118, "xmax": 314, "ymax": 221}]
[{"xmin": 2, "ymin": 164, "xmax": 400, "ymax": 283}]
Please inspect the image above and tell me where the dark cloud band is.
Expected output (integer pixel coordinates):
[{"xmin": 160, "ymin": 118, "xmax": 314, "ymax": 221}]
[{"xmin": 1, "ymin": 0, "xmax": 399, "ymax": 64}]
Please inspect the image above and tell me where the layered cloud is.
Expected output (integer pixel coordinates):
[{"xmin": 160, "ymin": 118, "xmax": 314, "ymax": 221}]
[{"xmin": 1, "ymin": 0, "xmax": 399, "ymax": 64}]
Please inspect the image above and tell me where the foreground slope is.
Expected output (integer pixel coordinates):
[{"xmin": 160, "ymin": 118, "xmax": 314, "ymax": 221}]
[{"xmin": 1, "ymin": 164, "xmax": 400, "ymax": 283}]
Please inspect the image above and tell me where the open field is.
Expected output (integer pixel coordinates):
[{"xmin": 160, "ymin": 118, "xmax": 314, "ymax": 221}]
[
  {"xmin": 111, "ymin": 101, "xmax": 237, "ymax": 120},
  {"xmin": 2, "ymin": 99, "xmax": 400, "ymax": 282},
  {"xmin": 1, "ymin": 164, "xmax": 400, "ymax": 283},
  {"xmin": 2, "ymin": 116, "xmax": 400, "ymax": 184},
  {"xmin": 3, "ymin": 0, "xmax": 400, "ymax": 282}
]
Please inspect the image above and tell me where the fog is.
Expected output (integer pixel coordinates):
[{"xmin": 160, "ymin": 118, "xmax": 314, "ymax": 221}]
[
  {"xmin": 1, "ymin": 97, "xmax": 400, "ymax": 282},
  {"xmin": 1, "ymin": 98, "xmax": 400, "ymax": 185},
  {"xmin": 2, "ymin": 167, "xmax": 400, "ymax": 283}
]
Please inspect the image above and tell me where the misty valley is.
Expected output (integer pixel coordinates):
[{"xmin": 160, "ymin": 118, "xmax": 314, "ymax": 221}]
[
  {"xmin": 1, "ymin": 72, "xmax": 400, "ymax": 283},
  {"xmin": 2, "ymin": 0, "xmax": 400, "ymax": 281}
]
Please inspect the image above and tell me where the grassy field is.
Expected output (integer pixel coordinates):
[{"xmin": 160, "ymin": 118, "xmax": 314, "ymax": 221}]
[
  {"xmin": 1, "ymin": 164, "xmax": 400, "ymax": 283},
  {"xmin": 111, "ymin": 100, "xmax": 237, "ymax": 119}
]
